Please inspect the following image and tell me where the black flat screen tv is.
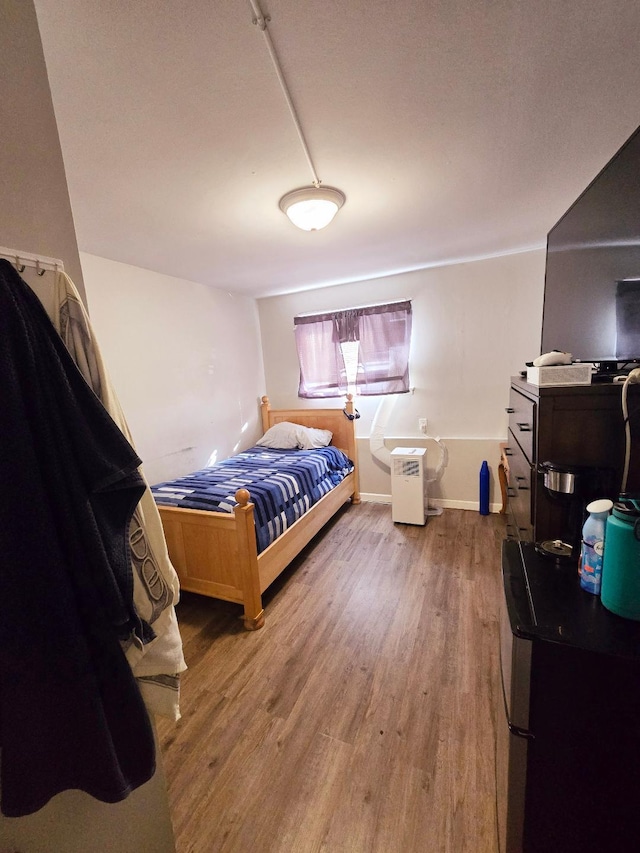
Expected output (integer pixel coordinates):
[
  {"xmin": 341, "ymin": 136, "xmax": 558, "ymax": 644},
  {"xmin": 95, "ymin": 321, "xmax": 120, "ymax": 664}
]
[{"xmin": 540, "ymin": 123, "xmax": 640, "ymax": 373}]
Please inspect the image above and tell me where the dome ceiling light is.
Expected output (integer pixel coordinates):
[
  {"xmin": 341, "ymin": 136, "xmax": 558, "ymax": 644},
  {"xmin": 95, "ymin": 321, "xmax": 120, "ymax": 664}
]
[
  {"xmin": 250, "ymin": 1, "xmax": 346, "ymax": 231},
  {"xmin": 279, "ymin": 186, "xmax": 346, "ymax": 232}
]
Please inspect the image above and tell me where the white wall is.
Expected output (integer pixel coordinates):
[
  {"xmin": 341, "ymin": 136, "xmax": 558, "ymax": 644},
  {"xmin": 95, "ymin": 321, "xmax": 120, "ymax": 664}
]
[
  {"xmin": 1, "ymin": 728, "xmax": 176, "ymax": 853},
  {"xmin": 80, "ymin": 252, "xmax": 266, "ymax": 485},
  {"xmin": 0, "ymin": 4, "xmax": 176, "ymax": 848},
  {"xmin": 258, "ymin": 249, "xmax": 546, "ymax": 508},
  {"xmin": 0, "ymin": 0, "xmax": 84, "ymax": 296}
]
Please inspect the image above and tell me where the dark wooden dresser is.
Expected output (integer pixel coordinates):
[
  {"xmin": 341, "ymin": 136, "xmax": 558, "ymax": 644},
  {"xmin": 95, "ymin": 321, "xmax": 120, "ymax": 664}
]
[{"xmin": 504, "ymin": 377, "xmax": 640, "ymax": 546}]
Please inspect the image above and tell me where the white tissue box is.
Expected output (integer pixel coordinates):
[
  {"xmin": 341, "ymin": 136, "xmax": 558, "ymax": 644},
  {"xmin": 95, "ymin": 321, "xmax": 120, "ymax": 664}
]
[{"xmin": 526, "ymin": 364, "xmax": 592, "ymax": 387}]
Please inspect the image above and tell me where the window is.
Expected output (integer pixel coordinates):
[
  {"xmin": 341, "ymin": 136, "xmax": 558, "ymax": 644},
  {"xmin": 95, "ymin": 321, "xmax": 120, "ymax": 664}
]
[{"xmin": 294, "ymin": 300, "xmax": 412, "ymax": 398}]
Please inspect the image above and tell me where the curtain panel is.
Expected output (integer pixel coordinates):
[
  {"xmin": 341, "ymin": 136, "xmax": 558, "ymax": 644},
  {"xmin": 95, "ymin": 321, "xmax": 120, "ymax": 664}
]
[{"xmin": 294, "ymin": 300, "xmax": 412, "ymax": 398}]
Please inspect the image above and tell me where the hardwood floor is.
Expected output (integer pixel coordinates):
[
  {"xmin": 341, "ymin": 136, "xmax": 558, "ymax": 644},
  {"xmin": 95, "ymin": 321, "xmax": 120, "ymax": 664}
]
[{"xmin": 156, "ymin": 504, "xmax": 507, "ymax": 853}]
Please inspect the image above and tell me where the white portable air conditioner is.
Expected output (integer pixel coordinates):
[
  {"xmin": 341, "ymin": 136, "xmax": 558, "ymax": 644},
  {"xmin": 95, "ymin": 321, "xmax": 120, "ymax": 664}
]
[{"xmin": 391, "ymin": 447, "xmax": 427, "ymax": 525}]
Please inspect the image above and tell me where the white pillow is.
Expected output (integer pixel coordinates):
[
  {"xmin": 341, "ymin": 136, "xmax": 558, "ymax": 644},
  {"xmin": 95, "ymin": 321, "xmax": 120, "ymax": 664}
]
[
  {"xmin": 255, "ymin": 421, "xmax": 333, "ymax": 450},
  {"xmin": 255, "ymin": 422, "xmax": 302, "ymax": 449},
  {"xmin": 296, "ymin": 426, "xmax": 333, "ymax": 449}
]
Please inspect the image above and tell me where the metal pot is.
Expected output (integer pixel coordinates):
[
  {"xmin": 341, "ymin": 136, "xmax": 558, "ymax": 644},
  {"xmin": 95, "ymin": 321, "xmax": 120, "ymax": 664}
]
[{"xmin": 539, "ymin": 461, "xmax": 580, "ymax": 496}]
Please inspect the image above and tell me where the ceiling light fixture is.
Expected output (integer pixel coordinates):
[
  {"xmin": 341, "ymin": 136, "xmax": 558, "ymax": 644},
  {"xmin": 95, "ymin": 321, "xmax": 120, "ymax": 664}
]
[
  {"xmin": 250, "ymin": 1, "xmax": 346, "ymax": 231},
  {"xmin": 279, "ymin": 186, "xmax": 346, "ymax": 232}
]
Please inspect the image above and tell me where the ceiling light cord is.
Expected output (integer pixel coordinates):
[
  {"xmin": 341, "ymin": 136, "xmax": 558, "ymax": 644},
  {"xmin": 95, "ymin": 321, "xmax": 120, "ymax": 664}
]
[{"xmin": 249, "ymin": 0, "xmax": 321, "ymax": 188}]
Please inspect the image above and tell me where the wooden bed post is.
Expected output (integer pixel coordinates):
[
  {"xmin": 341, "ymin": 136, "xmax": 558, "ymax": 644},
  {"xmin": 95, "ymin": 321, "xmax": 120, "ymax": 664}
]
[
  {"xmin": 345, "ymin": 394, "xmax": 361, "ymax": 504},
  {"xmin": 233, "ymin": 489, "xmax": 265, "ymax": 630},
  {"xmin": 260, "ymin": 396, "xmax": 271, "ymax": 434}
]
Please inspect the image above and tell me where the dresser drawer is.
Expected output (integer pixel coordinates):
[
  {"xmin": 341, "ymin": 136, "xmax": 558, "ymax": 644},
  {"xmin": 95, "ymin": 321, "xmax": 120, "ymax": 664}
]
[
  {"xmin": 506, "ymin": 429, "xmax": 534, "ymax": 542},
  {"xmin": 506, "ymin": 387, "xmax": 536, "ymax": 462}
]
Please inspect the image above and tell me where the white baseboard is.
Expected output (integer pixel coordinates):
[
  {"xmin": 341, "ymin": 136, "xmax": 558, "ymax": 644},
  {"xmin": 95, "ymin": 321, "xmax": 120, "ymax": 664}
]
[
  {"xmin": 360, "ymin": 493, "xmax": 503, "ymax": 514},
  {"xmin": 360, "ymin": 492, "xmax": 392, "ymax": 504}
]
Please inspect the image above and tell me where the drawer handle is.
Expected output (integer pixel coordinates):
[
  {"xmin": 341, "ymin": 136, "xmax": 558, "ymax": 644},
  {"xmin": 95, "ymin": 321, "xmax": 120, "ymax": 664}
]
[
  {"xmin": 507, "ymin": 487, "xmax": 517, "ymax": 498},
  {"xmin": 503, "ymin": 447, "xmax": 513, "ymax": 456},
  {"xmin": 505, "ymin": 407, "xmax": 515, "ymax": 413},
  {"xmin": 516, "ymin": 477, "xmax": 530, "ymax": 491},
  {"xmin": 516, "ymin": 422, "xmax": 532, "ymax": 432}
]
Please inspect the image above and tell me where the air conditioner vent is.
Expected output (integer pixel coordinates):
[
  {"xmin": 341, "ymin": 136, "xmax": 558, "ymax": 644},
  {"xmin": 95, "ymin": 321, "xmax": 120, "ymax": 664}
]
[{"xmin": 393, "ymin": 459, "xmax": 421, "ymax": 478}]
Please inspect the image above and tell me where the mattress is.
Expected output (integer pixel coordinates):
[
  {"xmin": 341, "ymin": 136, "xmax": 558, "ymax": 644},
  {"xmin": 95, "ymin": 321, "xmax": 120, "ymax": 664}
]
[{"xmin": 151, "ymin": 446, "xmax": 354, "ymax": 554}]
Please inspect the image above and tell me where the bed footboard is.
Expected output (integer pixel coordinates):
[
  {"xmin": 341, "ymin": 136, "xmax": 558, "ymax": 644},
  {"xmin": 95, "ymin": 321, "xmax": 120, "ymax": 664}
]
[{"xmin": 157, "ymin": 488, "xmax": 265, "ymax": 630}]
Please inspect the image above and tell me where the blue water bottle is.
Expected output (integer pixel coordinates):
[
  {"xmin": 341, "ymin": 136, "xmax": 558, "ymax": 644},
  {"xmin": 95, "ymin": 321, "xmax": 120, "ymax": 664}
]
[{"xmin": 479, "ymin": 460, "xmax": 490, "ymax": 515}]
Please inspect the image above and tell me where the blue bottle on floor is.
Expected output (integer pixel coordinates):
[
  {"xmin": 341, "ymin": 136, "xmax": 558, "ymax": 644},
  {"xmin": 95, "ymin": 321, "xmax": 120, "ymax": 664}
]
[{"xmin": 479, "ymin": 460, "xmax": 490, "ymax": 516}]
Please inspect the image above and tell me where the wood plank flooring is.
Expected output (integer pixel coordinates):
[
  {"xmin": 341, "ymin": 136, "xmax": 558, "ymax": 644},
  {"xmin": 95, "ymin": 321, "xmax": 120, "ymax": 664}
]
[{"xmin": 156, "ymin": 504, "xmax": 507, "ymax": 853}]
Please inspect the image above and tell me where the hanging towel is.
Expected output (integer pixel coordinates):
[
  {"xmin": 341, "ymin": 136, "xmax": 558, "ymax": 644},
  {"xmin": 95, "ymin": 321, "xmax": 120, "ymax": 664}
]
[
  {"xmin": 51, "ymin": 269, "xmax": 186, "ymax": 720},
  {"xmin": 0, "ymin": 259, "xmax": 155, "ymax": 817}
]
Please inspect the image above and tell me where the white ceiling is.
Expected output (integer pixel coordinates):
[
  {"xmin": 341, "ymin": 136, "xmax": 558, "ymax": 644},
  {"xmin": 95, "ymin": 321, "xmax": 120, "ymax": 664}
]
[{"xmin": 34, "ymin": 0, "xmax": 640, "ymax": 298}]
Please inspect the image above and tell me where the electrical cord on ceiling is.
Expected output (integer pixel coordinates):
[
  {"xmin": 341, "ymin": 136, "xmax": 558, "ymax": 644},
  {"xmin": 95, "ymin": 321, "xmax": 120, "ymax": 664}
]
[{"xmin": 248, "ymin": 0, "xmax": 321, "ymax": 188}]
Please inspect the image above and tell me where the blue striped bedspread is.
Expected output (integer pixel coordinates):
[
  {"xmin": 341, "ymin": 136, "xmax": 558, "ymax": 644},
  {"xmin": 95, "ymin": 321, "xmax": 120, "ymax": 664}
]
[{"xmin": 151, "ymin": 446, "xmax": 354, "ymax": 554}]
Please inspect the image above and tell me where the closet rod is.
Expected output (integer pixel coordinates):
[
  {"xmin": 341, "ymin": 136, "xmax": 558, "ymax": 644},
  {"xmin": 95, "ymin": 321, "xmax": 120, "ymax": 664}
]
[{"xmin": 0, "ymin": 245, "xmax": 65, "ymax": 274}]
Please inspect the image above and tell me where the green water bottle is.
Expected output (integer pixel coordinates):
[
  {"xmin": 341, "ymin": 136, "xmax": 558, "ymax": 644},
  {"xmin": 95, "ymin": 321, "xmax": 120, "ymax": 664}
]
[{"xmin": 601, "ymin": 500, "xmax": 640, "ymax": 621}]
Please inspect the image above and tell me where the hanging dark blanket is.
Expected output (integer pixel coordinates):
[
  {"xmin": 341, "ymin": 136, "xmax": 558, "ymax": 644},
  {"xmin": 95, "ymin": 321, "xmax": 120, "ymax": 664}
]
[{"xmin": 0, "ymin": 259, "xmax": 155, "ymax": 817}]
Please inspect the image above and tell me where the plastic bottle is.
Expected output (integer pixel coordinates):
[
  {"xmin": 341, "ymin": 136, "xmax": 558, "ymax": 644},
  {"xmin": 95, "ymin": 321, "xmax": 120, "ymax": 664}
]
[
  {"xmin": 479, "ymin": 460, "xmax": 490, "ymax": 516},
  {"xmin": 580, "ymin": 498, "xmax": 613, "ymax": 595}
]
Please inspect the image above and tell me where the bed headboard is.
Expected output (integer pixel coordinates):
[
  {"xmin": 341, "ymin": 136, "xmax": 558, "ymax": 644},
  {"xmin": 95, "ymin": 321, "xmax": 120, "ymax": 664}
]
[{"xmin": 260, "ymin": 395, "xmax": 359, "ymax": 471}]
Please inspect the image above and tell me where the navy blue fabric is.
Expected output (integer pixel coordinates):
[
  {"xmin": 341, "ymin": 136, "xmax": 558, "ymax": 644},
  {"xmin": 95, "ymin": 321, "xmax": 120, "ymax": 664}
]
[
  {"xmin": 151, "ymin": 446, "xmax": 354, "ymax": 554},
  {"xmin": 0, "ymin": 259, "xmax": 154, "ymax": 817}
]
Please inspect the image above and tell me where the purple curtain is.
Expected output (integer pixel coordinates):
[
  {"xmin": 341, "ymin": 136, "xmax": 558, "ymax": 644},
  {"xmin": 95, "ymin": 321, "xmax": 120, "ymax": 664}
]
[
  {"xmin": 356, "ymin": 302, "xmax": 412, "ymax": 395},
  {"xmin": 294, "ymin": 301, "xmax": 411, "ymax": 398},
  {"xmin": 294, "ymin": 315, "xmax": 348, "ymax": 398}
]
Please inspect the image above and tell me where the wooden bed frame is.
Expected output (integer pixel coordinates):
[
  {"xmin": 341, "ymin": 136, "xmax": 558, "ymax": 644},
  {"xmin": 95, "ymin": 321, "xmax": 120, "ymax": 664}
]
[{"xmin": 156, "ymin": 396, "xmax": 360, "ymax": 629}]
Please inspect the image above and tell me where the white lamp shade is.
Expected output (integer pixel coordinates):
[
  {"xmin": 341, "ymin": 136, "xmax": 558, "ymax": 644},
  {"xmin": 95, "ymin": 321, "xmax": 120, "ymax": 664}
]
[{"xmin": 279, "ymin": 186, "xmax": 345, "ymax": 231}]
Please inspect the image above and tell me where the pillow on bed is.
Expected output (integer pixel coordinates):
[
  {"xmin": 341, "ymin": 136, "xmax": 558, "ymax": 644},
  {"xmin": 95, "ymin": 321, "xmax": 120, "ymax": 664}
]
[
  {"xmin": 256, "ymin": 421, "xmax": 333, "ymax": 450},
  {"xmin": 256, "ymin": 422, "xmax": 303, "ymax": 449},
  {"xmin": 296, "ymin": 425, "xmax": 333, "ymax": 449}
]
